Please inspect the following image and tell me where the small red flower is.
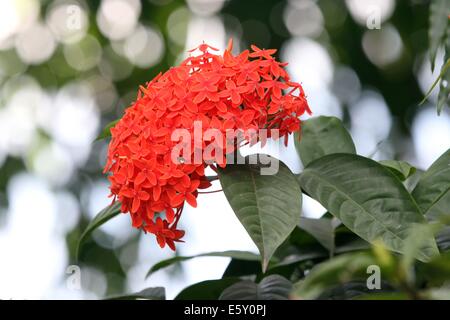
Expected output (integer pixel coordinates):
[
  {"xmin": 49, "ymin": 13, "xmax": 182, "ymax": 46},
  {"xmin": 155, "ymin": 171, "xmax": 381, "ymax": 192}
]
[{"xmin": 104, "ymin": 40, "xmax": 311, "ymax": 251}]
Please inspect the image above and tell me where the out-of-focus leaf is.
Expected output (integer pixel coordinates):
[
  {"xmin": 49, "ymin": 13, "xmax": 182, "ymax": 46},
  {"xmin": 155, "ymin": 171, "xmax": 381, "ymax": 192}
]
[
  {"xmin": 379, "ymin": 160, "xmax": 416, "ymax": 181},
  {"xmin": 218, "ymin": 156, "xmax": 302, "ymax": 272},
  {"xmin": 95, "ymin": 119, "xmax": 119, "ymax": 141},
  {"xmin": 145, "ymin": 250, "xmax": 260, "ymax": 278},
  {"xmin": 292, "ymin": 252, "xmax": 376, "ymax": 300},
  {"xmin": 428, "ymin": 0, "xmax": 449, "ymax": 71},
  {"xmin": 423, "ymin": 287, "xmax": 450, "ymax": 300},
  {"xmin": 77, "ymin": 202, "xmax": 121, "ymax": 261},
  {"xmin": 438, "ymin": 24, "xmax": 450, "ymax": 114},
  {"xmin": 294, "ymin": 116, "xmax": 356, "ymax": 167},
  {"xmin": 175, "ymin": 278, "xmax": 240, "ymax": 300},
  {"xmin": 219, "ymin": 275, "xmax": 292, "ymax": 300},
  {"xmin": 412, "ymin": 148, "xmax": 450, "ymax": 221},
  {"xmin": 419, "ymin": 252, "xmax": 450, "ymax": 285},
  {"xmin": 436, "ymin": 226, "xmax": 450, "ymax": 251},
  {"xmin": 420, "ymin": 58, "xmax": 450, "ymax": 107},
  {"xmin": 298, "ymin": 217, "xmax": 341, "ymax": 255},
  {"xmin": 318, "ymin": 281, "xmax": 397, "ymax": 300},
  {"xmin": 106, "ymin": 287, "xmax": 165, "ymax": 300},
  {"xmin": 355, "ymin": 292, "xmax": 409, "ymax": 300},
  {"xmin": 401, "ymin": 223, "xmax": 441, "ymax": 278},
  {"xmin": 298, "ymin": 154, "xmax": 439, "ymax": 261}
]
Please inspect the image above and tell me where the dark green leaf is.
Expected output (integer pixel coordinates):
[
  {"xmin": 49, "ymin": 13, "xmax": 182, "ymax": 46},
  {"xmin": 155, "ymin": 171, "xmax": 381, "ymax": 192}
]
[
  {"xmin": 218, "ymin": 155, "xmax": 302, "ymax": 271},
  {"xmin": 298, "ymin": 154, "xmax": 439, "ymax": 261},
  {"xmin": 219, "ymin": 275, "xmax": 292, "ymax": 300},
  {"xmin": 106, "ymin": 287, "xmax": 165, "ymax": 300},
  {"xmin": 318, "ymin": 281, "xmax": 396, "ymax": 300},
  {"xmin": 412, "ymin": 148, "xmax": 450, "ymax": 221},
  {"xmin": 292, "ymin": 252, "xmax": 376, "ymax": 299},
  {"xmin": 175, "ymin": 278, "xmax": 240, "ymax": 300},
  {"xmin": 379, "ymin": 160, "xmax": 416, "ymax": 181},
  {"xmin": 294, "ymin": 116, "xmax": 356, "ymax": 167},
  {"xmin": 95, "ymin": 119, "xmax": 119, "ymax": 141},
  {"xmin": 222, "ymin": 259, "xmax": 262, "ymax": 278},
  {"xmin": 76, "ymin": 202, "xmax": 121, "ymax": 261},
  {"xmin": 145, "ymin": 250, "xmax": 260, "ymax": 278},
  {"xmin": 298, "ymin": 217, "xmax": 341, "ymax": 255}
]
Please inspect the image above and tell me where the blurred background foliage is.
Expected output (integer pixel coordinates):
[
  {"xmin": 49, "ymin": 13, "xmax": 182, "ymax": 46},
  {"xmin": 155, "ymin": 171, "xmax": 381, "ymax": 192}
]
[{"xmin": 0, "ymin": 0, "xmax": 449, "ymax": 299}]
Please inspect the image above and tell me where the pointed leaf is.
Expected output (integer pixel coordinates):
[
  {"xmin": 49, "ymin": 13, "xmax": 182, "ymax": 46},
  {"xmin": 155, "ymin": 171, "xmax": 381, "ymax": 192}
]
[
  {"xmin": 218, "ymin": 156, "xmax": 302, "ymax": 271},
  {"xmin": 77, "ymin": 202, "xmax": 121, "ymax": 260},
  {"xmin": 412, "ymin": 148, "xmax": 450, "ymax": 220},
  {"xmin": 379, "ymin": 160, "xmax": 416, "ymax": 181},
  {"xmin": 298, "ymin": 154, "xmax": 439, "ymax": 261},
  {"xmin": 295, "ymin": 116, "xmax": 356, "ymax": 167}
]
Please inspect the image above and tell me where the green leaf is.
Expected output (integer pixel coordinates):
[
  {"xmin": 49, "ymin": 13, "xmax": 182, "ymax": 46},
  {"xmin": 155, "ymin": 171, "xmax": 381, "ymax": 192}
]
[
  {"xmin": 298, "ymin": 154, "xmax": 439, "ymax": 262},
  {"xmin": 292, "ymin": 252, "xmax": 376, "ymax": 299},
  {"xmin": 175, "ymin": 278, "xmax": 240, "ymax": 300},
  {"xmin": 76, "ymin": 202, "xmax": 121, "ymax": 261},
  {"xmin": 106, "ymin": 287, "xmax": 165, "ymax": 300},
  {"xmin": 294, "ymin": 116, "xmax": 356, "ymax": 167},
  {"xmin": 218, "ymin": 155, "xmax": 302, "ymax": 272},
  {"xmin": 379, "ymin": 160, "xmax": 416, "ymax": 181},
  {"xmin": 95, "ymin": 119, "xmax": 119, "ymax": 141},
  {"xmin": 298, "ymin": 217, "xmax": 341, "ymax": 255},
  {"xmin": 420, "ymin": 58, "xmax": 450, "ymax": 106},
  {"xmin": 219, "ymin": 275, "xmax": 292, "ymax": 300},
  {"xmin": 428, "ymin": 0, "xmax": 449, "ymax": 71},
  {"xmin": 412, "ymin": 148, "xmax": 450, "ymax": 221},
  {"xmin": 401, "ymin": 223, "xmax": 441, "ymax": 282},
  {"xmin": 145, "ymin": 250, "xmax": 260, "ymax": 278},
  {"xmin": 437, "ymin": 27, "xmax": 450, "ymax": 114},
  {"xmin": 222, "ymin": 259, "xmax": 262, "ymax": 278}
]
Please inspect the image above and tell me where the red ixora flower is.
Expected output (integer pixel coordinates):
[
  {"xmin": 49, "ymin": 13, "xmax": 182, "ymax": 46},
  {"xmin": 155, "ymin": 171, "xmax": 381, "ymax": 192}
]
[{"xmin": 104, "ymin": 39, "xmax": 311, "ymax": 251}]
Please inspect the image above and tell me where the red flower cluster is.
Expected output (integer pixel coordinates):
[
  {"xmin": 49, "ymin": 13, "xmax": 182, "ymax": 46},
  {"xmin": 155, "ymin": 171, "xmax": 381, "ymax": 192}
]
[{"xmin": 104, "ymin": 40, "xmax": 311, "ymax": 250}]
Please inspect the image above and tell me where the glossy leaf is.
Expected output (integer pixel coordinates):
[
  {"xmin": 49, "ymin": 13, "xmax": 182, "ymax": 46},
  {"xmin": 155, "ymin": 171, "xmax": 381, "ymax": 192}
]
[
  {"xmin": 379, "ymin": 160, "xmax": 416, "ymax": 181},
  {"xmin": 76, "ymin": 202, "xmax": 121, "ymax": 260},
  {"xmin": 218, "ymin": 155, "xmax": 302, "ymax": 271},
  {"xmin": 298, "ymin": 154, "xmax": 439, "ymax": 261},
  {"xmin": 294, "ymin": 116, "xmax": 356, "ymax": 167},
  {"xmin": 219, "ymin": 275, "xmax": 292, "ymax": 300},
  {"xmin": 412, "ymin": 148, "xmax": 450, "ymax": 220},
  {"xmin": 146, "ymin": 250, "xmax": 260, "ymax": 278}
]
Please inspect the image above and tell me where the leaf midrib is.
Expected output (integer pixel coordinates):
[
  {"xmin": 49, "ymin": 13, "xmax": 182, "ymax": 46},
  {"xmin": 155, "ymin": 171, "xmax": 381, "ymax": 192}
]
[
  {"xmin": 302, "ymin": 169, "xmax": 417, "ymax": 255},
  {"xmin": 248, "ymin": 168, "xmax": 267, "ymax": 261}
]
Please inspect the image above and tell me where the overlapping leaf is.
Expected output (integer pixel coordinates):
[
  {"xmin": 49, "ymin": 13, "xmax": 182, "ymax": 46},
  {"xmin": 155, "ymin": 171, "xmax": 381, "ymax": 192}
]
[{"xmin": 298, "ymin": 154, "xmax": 439, "ymax": 261}]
